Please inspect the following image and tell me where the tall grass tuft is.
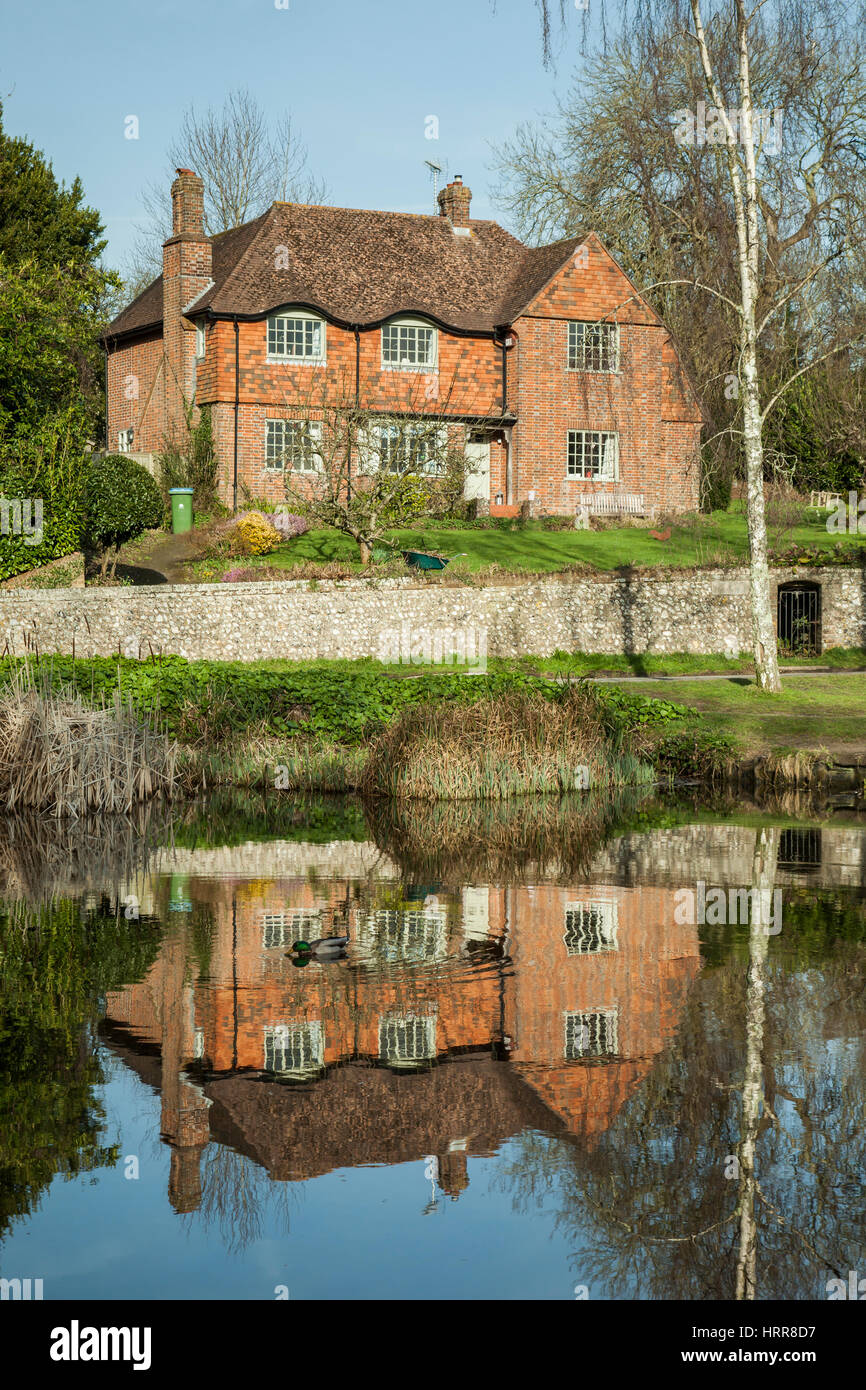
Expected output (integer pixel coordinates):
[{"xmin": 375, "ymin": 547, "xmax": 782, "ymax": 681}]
[
  {"xmin": 360, "ymin": 687, "xmax": 654, "ymax": 801},
  {"xmin": 0, "ymin": 667, "xmax": 179, "ymax": 817},
  {"xmin": 182, "ymin": 735, "xmax": 367, "ymax": 793}
]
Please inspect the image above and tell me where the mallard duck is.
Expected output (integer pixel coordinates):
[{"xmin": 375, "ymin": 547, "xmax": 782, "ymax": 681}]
[{"xmin": 287, "ymin": 935, "xmax": 348, "ymax": 964}]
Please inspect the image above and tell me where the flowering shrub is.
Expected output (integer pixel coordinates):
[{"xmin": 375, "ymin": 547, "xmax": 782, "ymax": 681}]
[
  {"xmin": 270, "ymin": 511, "xmax": 310, "ymax": 539},
  {"xmin": 231, "ymin": 511, "xmax": 280, "ymax": 555}
]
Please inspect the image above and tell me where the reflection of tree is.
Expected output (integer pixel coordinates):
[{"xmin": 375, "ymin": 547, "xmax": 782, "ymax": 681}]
[
  {"xmin": 497, "ymin": 834, "xmax": 866, "ymax": 1299},
  {"xmin": 196, "ymin": 1143, "xmax": 295, "ymax": 1256},
  {"xmin": 0, "ymin": 894, "xmax": 162, "ymax": 1240},
  {"xmin": 734, "ymin": 827, "xmax": 777, "ymax": 1299}
]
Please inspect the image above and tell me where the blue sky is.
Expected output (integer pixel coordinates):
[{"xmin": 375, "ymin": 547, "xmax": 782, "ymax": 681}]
[{"xmin": 0, "ymin": 0, "xmax": 596, "ymax": 272}]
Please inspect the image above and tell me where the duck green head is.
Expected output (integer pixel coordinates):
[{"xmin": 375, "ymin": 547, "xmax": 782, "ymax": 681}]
[{"xmin": 292, "ymin": 940, "xmax": 311, "ymax": 954}]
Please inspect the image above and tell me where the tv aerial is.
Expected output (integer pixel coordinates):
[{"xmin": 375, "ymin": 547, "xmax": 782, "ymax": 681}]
[{"xmin": 424, "ymin": 159, "xmax": 444, "ymax": 211}]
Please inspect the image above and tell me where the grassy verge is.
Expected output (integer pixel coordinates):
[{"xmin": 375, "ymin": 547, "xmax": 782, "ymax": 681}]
[
  {"xmin": 502, "ymin": 648, "xmax": 866, "ymax": 677},
  {"xmin": 606, "ymin": 673, "xmax": 866, "ymax": 759},
  {"xmin": 7, "ymin": 655, "xmax": 863, "ymax": 796}
]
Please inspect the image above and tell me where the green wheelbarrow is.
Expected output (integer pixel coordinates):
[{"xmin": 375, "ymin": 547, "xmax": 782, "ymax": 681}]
[{"xmin": 403, "ymin": 549, "xmax": 450, "ymax": 571}]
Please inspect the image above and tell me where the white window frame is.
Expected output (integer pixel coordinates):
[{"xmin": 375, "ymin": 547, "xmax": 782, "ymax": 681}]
[
  {"xmin": 266, "ymin": 310, "xmax": 327, "ymax": 364},
  {"xmin": 378, "ymin": 1012, "xmax": 437, "ymax": 1068},
  {"xmin": 564, "ymin": 1008, "xmax": 619, "ymax": 1059},
  {"xmin": 566, "ymin": 430, "xmax": 619, "ymax": 482},
  {"xmin": 567, "ymin": 320, "xmax": 620, "ymax": 373},
  {"xmin": 359, "ymin": 420, "xmax": 448, "ymax": 475},
  {"xmin": 261, "ymin": 909, "xmax": 323, "ymax": 949},
  {"xmin": 563, "ymin": 900, "xmax": 619, "ymax": 955},
  {"xmin": 195, "ymin": 320, "xmax": 207, "ymax": 360},
  {"xmin": 265, "ymin": 419, "xmax": 323, "ymax": 473},
  {"xmin": 381, "ymin": 317, "xmax": 438, "ymax": 372},
  {"xmin": 264, "ymin": 1021, "xmax": 325, "ymax": 1077},
  {"xmin": 359, "ymin": 907, "xmax": 448, "ymax": 963}
]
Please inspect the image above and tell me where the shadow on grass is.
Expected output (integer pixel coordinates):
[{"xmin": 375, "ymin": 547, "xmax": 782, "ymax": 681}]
[{"xmin": 115, "ymin": 563, "xmax": 168, "ymax": 586}]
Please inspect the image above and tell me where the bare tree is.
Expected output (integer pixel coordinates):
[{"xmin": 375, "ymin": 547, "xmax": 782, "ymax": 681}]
[
  {"xmin": 276, "ymin": 370, "xmax": 498, "ymax": 564},
  {"xmin": 522, "ymin": 0, "xmax": 866, "ymax": 692},
  {"xmin": 124, "ymin": 88, "xmax": 327, "ymax": 293}
]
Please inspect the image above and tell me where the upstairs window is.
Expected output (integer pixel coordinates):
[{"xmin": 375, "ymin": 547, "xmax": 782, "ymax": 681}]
[
  {"xmin": 567, "ymin": 430, "xmax": 619, "ymax": 482},
  {"xmin": 195, "ymin": 320, "xmax": 207, "ymax": 359},
  {"xmin": 568, "ymin": 320, "xmax": 619, "ymax": 372},
  {"xmin": 267, "ymin": 312, "xmax": 326, "ymax": 361},
  {"xmin": 265, "ymin": 419, "xmax": 322, "ymax": 472},
  {"xmin": 378, "ymin": 1013, "xmax": 437, "ymax": 1068},
  {"xmin": 264, "ymin": 1022, "xmax": 325, "ymax": 1077},
  {"xmin": 381, "ymin": 318, "xmax": 437, "ymax": 370}
]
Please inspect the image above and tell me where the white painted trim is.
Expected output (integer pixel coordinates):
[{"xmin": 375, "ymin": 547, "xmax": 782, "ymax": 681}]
[{"xmin": 265, "ymin": 310, "xmax": 327, "ymax": 364}]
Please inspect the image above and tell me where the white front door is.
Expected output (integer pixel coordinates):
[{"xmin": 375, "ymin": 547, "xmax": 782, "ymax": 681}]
[{"xmin": 464, "ymin": 440, "xmax": 491, "ymax": 502}]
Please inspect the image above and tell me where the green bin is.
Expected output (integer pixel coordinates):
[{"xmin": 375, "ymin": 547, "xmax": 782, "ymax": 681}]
[{"xmin": 169, "ymin": 487, "xmax": 194, "ymax": 534}]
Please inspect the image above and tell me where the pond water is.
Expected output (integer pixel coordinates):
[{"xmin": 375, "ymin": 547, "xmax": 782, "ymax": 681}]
[{"xmin": 1, "ymin": 791, "xmax": 864, "ymax": 1302}]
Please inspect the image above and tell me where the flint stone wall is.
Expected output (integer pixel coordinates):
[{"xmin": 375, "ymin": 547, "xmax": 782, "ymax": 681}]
[{"xmin": 0, "ymin": 567, "xmax": 863, "ymax": 661}]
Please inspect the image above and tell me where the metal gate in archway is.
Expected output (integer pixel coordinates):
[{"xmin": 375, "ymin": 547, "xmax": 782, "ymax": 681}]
[{"xmin": 777, "ymin": 581, "xmax": 822, "ymax": 656}]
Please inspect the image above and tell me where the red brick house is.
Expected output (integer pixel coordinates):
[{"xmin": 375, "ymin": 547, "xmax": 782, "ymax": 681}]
[{"xmin": 103, "ymin": 168, "xmax": 703, "ymax": 516}]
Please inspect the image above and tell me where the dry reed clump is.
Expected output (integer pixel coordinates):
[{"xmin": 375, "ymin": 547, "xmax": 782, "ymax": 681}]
[
  {"xmin": 360, "ymin": 687, "xmax": 652, "ymax": 801},
  {"xmin": 0, "ymin": 678, "xmax": 180, "ymax": 817}
]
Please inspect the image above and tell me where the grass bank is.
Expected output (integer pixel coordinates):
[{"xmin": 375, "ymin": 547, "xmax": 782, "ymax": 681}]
[
  {"xmin": 606, "ymin": 672, "xmax": 866, "ymax": 761},
  {"xmin": 6, "ymin": 654, "xmax": 863, "ymax": 800}
]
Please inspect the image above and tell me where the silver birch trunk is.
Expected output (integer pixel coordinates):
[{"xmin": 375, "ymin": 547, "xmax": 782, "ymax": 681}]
[{"xmin": 691, "ymin": 0, "xmax": 783, "ymax": 692}]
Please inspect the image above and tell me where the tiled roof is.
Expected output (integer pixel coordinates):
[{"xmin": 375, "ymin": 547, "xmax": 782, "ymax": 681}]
[
  {"xmin": 104, "ymin": 215, "xmax": 269, "ymax": 340},
  {"xmin": 106, "ymin": 202, "xmax": 587, "ymax": 338}
]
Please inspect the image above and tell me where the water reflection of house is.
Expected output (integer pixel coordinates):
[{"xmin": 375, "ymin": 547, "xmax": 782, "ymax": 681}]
[
  {"xmin": 104, "ymin": 862, "xmax": 700, "ymax": 1213},
  {"xmin": 498, "ymin": 885, "xmax": 700, "ymax": 1138}
]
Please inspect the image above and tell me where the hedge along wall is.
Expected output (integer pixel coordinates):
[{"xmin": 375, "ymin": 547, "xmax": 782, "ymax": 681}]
[{"xmin": 1, "ymin": 567, "xmax": 864, "ymax": 661}]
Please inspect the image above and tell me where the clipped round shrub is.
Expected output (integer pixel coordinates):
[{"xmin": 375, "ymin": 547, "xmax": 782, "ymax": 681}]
[
  {"xmin": 232, "ymin": 511, "xmax": 280, "ymax": 555},
  {"xmin": 84, "ymin": 454, "xmax": 163, "ymax": 555}
]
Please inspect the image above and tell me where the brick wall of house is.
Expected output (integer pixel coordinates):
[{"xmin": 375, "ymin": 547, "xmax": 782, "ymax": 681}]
[
  {"xmin": 200, "ymin": 317, "xmax": 505, "ymax": 505},
  {"xmin": 511, "ymin": 241, "xmax": 703, "ymax": 514},
  {"xmin": 105, "ymin": 331, "xmax": 165, "ymax": 455}
]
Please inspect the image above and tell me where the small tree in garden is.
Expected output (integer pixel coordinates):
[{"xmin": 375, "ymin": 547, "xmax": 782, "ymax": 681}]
[
  {"xmin": 84, "ymin": 454, "xmax": 163, "ymax": 577},
  {"xmin": 279, "ymin": 371, "xmax": 497, "ymax": 564},
  {"xmin": 157, "ymin": 401, "xmax": 220, "ymax": 514}
]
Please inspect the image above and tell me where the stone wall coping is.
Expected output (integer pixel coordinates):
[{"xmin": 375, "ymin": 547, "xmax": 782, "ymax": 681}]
[{"xmin": 0, "ymin": 564, "xmax": 858, "ymax": 604}]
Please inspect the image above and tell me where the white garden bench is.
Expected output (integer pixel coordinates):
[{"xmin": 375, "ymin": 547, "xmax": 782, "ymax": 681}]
[{"xmin": 578, "ymin": 493, "xmax": 646, "ymax": 517}]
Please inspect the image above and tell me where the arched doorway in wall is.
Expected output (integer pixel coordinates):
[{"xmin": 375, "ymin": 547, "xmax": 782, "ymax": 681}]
[{"xmin": 777, "ymin": 581, "xmax": 822, "ymax": 656}]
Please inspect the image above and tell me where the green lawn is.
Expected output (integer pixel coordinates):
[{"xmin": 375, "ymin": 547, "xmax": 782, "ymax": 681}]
[
  {"xmin": 245, "ymin": 503, "xmax": 865, "ymax": 575},
  {"xmin": 504, "ymin": 647, "xmax": 866, "ymax": 677},
  {"xmin": 606, "ymin": 672, "xmax": 866, "ymax": 757}
]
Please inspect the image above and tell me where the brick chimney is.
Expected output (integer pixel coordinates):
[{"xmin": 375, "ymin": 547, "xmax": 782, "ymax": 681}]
[
  {"xmin": 163, "ymin": 169, "xmax": 212, "ymax": 427},
  {"xmin": 437, "ymin": 174, "xmax": 472, "ymax": 228}
]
